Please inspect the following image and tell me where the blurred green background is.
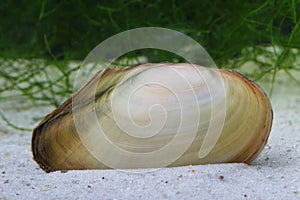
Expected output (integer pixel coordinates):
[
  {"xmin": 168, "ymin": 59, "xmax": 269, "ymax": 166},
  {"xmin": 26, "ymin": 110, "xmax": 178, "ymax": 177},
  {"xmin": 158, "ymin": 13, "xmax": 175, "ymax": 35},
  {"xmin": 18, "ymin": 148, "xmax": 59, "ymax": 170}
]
[
  {"xmin": 0, "ymin": 0, "xmax": 299, "ymax": 112},
  {"xmin": 1, "ymin": 0, "xmax": 299, "ymax": 63}
]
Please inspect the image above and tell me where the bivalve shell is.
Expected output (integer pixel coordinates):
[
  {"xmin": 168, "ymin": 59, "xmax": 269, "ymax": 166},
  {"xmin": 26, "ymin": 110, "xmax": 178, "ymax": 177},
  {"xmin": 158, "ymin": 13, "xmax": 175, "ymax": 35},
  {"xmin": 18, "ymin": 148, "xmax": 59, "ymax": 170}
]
[{"xmin": 32, "ymin": 63, "xmax": 273, "ymax": 172}]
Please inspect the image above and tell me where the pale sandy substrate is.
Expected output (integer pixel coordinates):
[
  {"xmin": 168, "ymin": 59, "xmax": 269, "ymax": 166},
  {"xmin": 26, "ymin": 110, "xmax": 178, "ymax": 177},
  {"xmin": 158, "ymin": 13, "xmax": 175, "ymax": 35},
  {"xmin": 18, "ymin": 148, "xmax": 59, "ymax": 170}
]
[{"xmin": 0, "ymin": 70, "xmax": 299, "ymax": 200}]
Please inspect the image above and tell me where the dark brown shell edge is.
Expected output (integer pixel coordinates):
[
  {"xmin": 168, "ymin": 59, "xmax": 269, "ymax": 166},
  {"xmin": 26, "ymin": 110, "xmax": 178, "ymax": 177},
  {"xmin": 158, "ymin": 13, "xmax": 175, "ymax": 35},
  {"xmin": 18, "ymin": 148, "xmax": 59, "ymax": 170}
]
[
  {"xmin": 31, "ymin": 66, "xmax": 140, "ymax": 172},
  {"xmin": 219, "ymin": 69, "xmax": 273, "ymax": 163}
]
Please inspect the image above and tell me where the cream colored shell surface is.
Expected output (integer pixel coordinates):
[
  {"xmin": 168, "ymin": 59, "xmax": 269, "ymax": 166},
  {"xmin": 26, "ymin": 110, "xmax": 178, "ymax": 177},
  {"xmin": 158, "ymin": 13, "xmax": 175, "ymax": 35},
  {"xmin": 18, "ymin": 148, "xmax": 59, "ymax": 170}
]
[{"xmin": 31, "ymin": 63, "xmax": 273, "ymax": 172}]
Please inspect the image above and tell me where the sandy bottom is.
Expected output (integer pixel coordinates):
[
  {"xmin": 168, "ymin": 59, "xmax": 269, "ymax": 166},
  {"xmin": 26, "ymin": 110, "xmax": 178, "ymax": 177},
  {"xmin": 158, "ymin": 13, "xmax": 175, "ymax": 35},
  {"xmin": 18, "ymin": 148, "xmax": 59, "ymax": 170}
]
[{"xmin": 0, "ymin": 70, "xmax": 300, "ymax": 200}]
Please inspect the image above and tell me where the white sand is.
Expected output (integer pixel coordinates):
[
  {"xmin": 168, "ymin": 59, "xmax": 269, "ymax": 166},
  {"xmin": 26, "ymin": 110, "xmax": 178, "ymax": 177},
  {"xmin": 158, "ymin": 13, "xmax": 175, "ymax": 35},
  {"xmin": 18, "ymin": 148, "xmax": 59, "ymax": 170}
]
[{"xmin": 0, "ymin": 70, "xmax": 300, "ymax": 200}]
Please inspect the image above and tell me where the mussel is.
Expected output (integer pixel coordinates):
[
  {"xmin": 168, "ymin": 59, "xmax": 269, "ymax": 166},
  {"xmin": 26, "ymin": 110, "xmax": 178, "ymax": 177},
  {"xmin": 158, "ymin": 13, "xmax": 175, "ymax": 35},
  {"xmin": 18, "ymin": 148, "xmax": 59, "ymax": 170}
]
[{"xmin": 32, "ymin": 63, "xmax": 273, "ymax": 172}]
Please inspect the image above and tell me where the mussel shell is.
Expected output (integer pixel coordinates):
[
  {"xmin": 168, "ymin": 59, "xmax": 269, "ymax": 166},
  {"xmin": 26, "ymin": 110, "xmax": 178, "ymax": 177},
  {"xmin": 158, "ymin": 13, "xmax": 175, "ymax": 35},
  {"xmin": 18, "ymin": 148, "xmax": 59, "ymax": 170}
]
[{"xmin": 32, "ymin": 63, "xmax": 273, "ymax": 172}]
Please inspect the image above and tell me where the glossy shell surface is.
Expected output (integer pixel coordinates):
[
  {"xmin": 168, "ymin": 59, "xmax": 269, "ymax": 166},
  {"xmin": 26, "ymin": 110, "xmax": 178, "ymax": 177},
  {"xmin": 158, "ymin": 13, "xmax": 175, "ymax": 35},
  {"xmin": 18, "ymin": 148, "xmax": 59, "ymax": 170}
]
[{"xmin": 32, "ymin": 63, "xmax": 273, "ymax": 172}]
